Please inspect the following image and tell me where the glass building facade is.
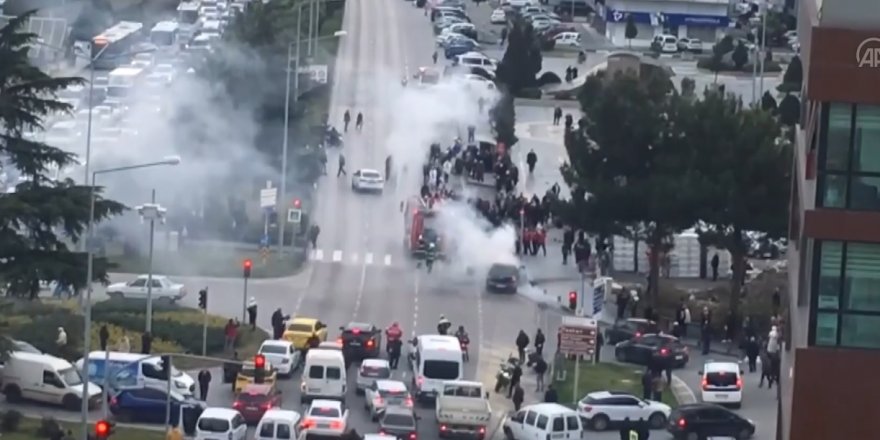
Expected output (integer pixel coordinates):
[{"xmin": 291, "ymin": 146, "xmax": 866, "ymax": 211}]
[{"xmin": 818, "ymin": 103, "xmax": 880, "ymax": 210}]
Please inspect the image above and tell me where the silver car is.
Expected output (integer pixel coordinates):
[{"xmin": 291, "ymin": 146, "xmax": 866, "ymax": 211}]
[{"xmin": 364, "ymin": 380, "xmax": 413, "ymax": 421}]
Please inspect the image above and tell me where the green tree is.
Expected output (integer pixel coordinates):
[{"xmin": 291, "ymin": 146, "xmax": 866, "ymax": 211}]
[
  {"xmin": 761, "ymin": 91, "xmax": 778, "ymax": 112},
  {"xmin": 624, "ymin": 15, "xmax": 638, "ymax": 49},
  {"xmin": 777, "ymin": 55, "xmax": 803, "ymax": 93},
  {"xmin": 562, "ymin": 69, "xmax": 701, "ymax": 303},
  {"xmin": 689, "ymin": 90, "xmax": 791, "ymax": 315},
  {"xmin": 732, "ymin": 42, "xmax": 749, "ymax": 70},
  {"xmin": 495, "ymin": 18, "xmax": 542, "ymax": 94},
  {"xmin": 490, "ymin": 89, "xmax": 518, "ymax": 148},
  {"xmin": 0, "ymin": 11, "xmax": 125, "ymax": 302}
]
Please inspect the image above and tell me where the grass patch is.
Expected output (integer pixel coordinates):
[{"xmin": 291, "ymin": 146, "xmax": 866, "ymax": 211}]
[
  {"xmin": 108, "ymin": 246, "xmax": 306, "ymax": 278},
  {"xmin": 0, "ymin": 415, "xmax": 164, "ymax": 440},
  {"xmin": 553, "ymin": 359, "xmax": 678, "ymax": 407}
]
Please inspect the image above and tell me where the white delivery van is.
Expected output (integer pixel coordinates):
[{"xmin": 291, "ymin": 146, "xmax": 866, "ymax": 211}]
[
  {"xmin": 256, "ymin": 408, "xmax": 301, "ymax": 440},
  {"xmin": 76, "ymin": 351, "xmax": 196, "ymax": 396},
  {"xmin": 301, "ymin": 349, "xmax": 346, "ymax": 403},
  {"xmin": 1, "ymin": 352, "xmax": 102, "ymax": 410},
  {"xmin": 503, "ymin": 403, "xmax": 584, "ymax": 440},
  {"xmin": 195, "ymin": 407, "xmax": 248, "ymax": 440},
  {"xmin": 408, "ymin": 335, "xmax": 463, "ymax": 401}
]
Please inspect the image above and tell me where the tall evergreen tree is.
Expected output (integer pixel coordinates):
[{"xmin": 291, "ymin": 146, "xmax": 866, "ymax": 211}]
[
  {"xmin": 490, "ymin": 89, "xmax": 518, "ymax": 148},
  {"xmin": 495, "ymin": 18, "xmax": 542, "ymax": 94},
  {"xmin": 0, "ymin": 11, "xmax": 125, "ymax": 301},
  {"xmin": 624, "ymin": 15, "xmax": 638, "ymax": 49}
]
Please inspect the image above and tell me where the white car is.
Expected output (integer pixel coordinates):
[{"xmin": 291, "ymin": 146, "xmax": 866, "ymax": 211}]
[
  {"xmin": 364, "ymin": 380, "xmax": 413, "ymax": 421},
  {"xmin": 130, "ymin": 52, "xmax": 154, "ymax": 69},
  {"xmin": 699, "ymin": 361, "xmax": 744, "ymax": 408},
  {"xmin": 506, "ymin": 0, "xmax": 533, "ymax": 8},
  {"xmin": 464, "ymin": 74, "xmax": 495, "ymax": 90},
  {"xmin": 436, "ymin": 31, "xmax": 466, "ymax": 47},
  {"xmin": 356, "ymin": 359, "xmax": 392, "ymax": 393},
  {"xmin": 302, "ymin": 400, "xmax": 349, "ymax": 436},
  {"xmin": 676, "ymin": 37, "xmax": 703, "ymax": 53},
  {"xmin": 554, "ymin": 32, "xmax": 581, "ymax": 48},
  {"xmin": 258, "ymin": 340, "xmax": 301, "ymax": 377},
  {"xmin": 490, "ymin": 8, "xmax": 507, "ymax": 24},
  {"xmin": 352, "ymin": 169, "xmax": 384, "ymax": 192},
  {"xmin": 577, "ymin": 391, "xmax": 671, "ymax": 431},
  {"xmin": 106, "ymin": 275, "xmax": 187, "ymax": 302},
  {"xmin": 153, "ymin": 63, "xmax": 176, "ymax": 82}
]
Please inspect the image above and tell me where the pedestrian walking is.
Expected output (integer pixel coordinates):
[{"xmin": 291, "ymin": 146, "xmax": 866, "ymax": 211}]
[
  {"xmin": 337, "ymin": 154, "xmax": 347, "ymax": 176},
  {"xmin": 534, "ymin": 356, "xmax": 547, "ymax": 391},
  {"xmin": 772, "ymin": 287, "xmax": 781, "ymax": 316},
  {"xmin": 224, "ymin": 319, "xmax": 238, "ymax": 352},
  {"xmin": 197, "ymin": 369, "xmax": 212, "ymax": 401},
  {"xmin": 553, "ymin": 106, "xmax": 562, "ymax": 125},
  {"xmin": 246, "ymin": 297, "xmax": 258, "ymax": 330},
  {"xmin": 759, "ymin": 351, "xmax": 775, "ymax": 388},
  {"xmin": 499, "ymin": 27, "xmax": 508, "ymax": 45},
  {"xmin": 515, "ymin": 330, "xmax": 530, "ymax": 362},
  {"xmin": 595, "ymin": 331, "xmax": 604, "ymax": 363},
  {"xmin": 356, "ymin": 112, "xmax": 364, "ymax": 131},
  {"xmin": 533, "ymin": 329, "xmax": 545, "ymax": 357},
  {"xmin": 651, "ymin": 374, "xmax": 664, "ymax": 401},
  {"xmin": 343, "ymin": 110, "xmax": 351, "ymax": 132},
  {"xmin": 508, "ymin": 363, "xmax": 522, "ymax": 398},
  {"xmin": 526, "ymin": 149, "xmax": 537, "ymax": 174},
  {"xmin": 99, "ymin": 324, "xmax": 109, "ymax": 351},
  {"xmin": 140, "ymin": 331, "xmax": 152, "ymax": 355},
  {"xmin": 640, "ymin": 369, "xmax": 652, "ymax": 400},
  {"xmin": 271, "ymin": 308, "xmax": 285, "ymax": 339},
  {"xmin": 432, "ymin": 51, "xmax": 438, "ymax": 64},
  {"xmin": 543, "ymin": 384, "xmax": 558, "ymax": 403},
  {"xmin": 467, "ymin": 125, "xmax": 476, "ymax": 143},
  {"xmin": 711, "ymin": 253, "xmax": 720, "ymax": 281},
  {"xmin": 745, "ymin": 336, "xmax": 759, "ymax": 372},
  {"xmin": 512, "ymin": 383, "xmax": 524, "ymax": 411},
  {"xmin": 388, "ymin": 339, "xmax": 402, "ymax": 369},
  {"xmin": 618, "ymin": 418, "xmax": 632, "ymax": 440}
]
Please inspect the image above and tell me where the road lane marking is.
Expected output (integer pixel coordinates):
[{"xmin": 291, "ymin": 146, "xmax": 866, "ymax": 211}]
[
  {"xmin": 384, "ymin": 254, "xmax": 392, "ymax": 266},
  {"xmin": 412, "ymin": 273, "xmax": 420, "ymax": 337},
  {"xmin": 332, "ymin": 250, "xmax": 343, "ymax": 262},
  {"xmin": 476, "ymin": 288, "xmax": 485, "ymax": 382},
  {"xmin": 313, "ymin": 249, "xmax": 324, "ymax": 261},
  {"xmin": 351, "ymin": 253, "xmax": 359, "ymax": 263},
  {"xmin": 353, "ymin": 257, "xmax": 368, "ymax": 320},
  {"xmin": 365, "ymin": 253, "xmax": 374, "ymax": 265}
]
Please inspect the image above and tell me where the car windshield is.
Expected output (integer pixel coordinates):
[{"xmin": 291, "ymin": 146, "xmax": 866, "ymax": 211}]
[
  {"xmin": 379, "ymin": 388, "xmax": 407, "ymax": 398},
  {"xmin": 59, "ymin": 367, "xmax": 83, "ymax": 386},
  {"xmin": 361, "ymin": 171, "xmax": 381, "ymax": 179},
  {"xmin": 489, "ymin": 265, "xmax": 517, "ymax": 278},
  {"xmin": 421, "ymin": 228, "xmax": 439, "ymax": 241},
  {"xmin": 383, "ymin": 414, "xmax": 415, "ymax": 427},
  {"xmin": 197, "ymin": 417, "xmax": 230, "ymax": 432},
  {"xmin": 423, "ymin": 360, "xmax": 459, "ymax": 380},
  {"xmin": 310, "ymin": 406, "xmax": 340, "ymax": 418},
  {"xmin": 706, "ymin": 372, "xmax": 738, "ymax": 386},
  {"xmin": 287, "ymin": 323, "xmax": 313, "ymax": 333},
  {"xmin": 261, "ymin": 345, "xmax": 287, "ymax": 355},
  {"xmin": 361, "ymin": 366, "xmax": 390, "ymax": 378}
]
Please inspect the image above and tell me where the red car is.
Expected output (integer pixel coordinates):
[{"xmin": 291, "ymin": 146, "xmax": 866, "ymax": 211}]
[{"xmin": 233, "ymin": 384, "xmax": 282, "ymax": 424}]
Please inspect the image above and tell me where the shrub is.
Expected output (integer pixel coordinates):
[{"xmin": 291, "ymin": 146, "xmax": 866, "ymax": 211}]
[
  {"xmin": 516, "ymin": 87, "xmax": 542, "ymax": 99},
  {"xmin": 0, "ymin": 410, "xmax": 22, "ymax": 432},
  {"xmin": 536, "ymin": 71, "xmax": 561, "ymax": 86},
  {"xmin": 37, "ymin": 416, "xmax": 63, "ymax": 438}
]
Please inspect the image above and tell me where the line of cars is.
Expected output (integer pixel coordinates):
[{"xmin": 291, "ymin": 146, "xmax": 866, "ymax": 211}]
[{"xmin": 493, "ymin": 2, "xmax": 582, "ymax": 50}]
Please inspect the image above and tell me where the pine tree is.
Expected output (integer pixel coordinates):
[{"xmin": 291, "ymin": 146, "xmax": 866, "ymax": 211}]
[
  {"xmin": 0, "ymin": 12, "xmax": 125, "ymax": 301},
  {"xmin": 624, "ymin": 15, "xmax": 638, "ymax": 49},
  {"xmin": 495, "ymin": 18, "xmax": 542, "ymax": 94},
  {"xmin": 490, "ymin": 89, "xmax": 518, "ymax": 148}
]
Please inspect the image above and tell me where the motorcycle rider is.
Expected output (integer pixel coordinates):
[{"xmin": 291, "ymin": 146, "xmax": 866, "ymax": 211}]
[
  {"xmin": 425, "ymin": 242, "xmax": 437, "ymax": 273},
  {"xmin": 386, "ymin": 321, "xmax": 403, "ymax": 343},
  {"xmin": 437, "ymin": 315, "xmax": 451, "ymax": 335},
  {"xmin": 455, "ymin": 325, "xmax": 470, "ymax": 360}
]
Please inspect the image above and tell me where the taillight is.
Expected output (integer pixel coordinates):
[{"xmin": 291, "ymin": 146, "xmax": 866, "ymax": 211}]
[
  {"xmin": 701, "ymin": 378, "xmax": 708, "ymax": 390},
  {"xmin": 736, "ymin": 377, "xmax": 743, "ymax": 389},
  {"xmin": 409, "ymin": 434, "xmax": 417, "ymax": 440},
  {"xmin": 580, "ymin": 404, "xmax": 592, "ymax": 413},
  {"xmin": 440, "ymin": 425, "xmax": 447, "ymax": 431},
  {"xmin": 660, "ymin": 348, "xmax": 669, "ymax": 355},
  {"xmin": 635, "ymin": 332, "xmax": 641, "ymax": 337},
  {"xmin": 479, "ymin": 427, "xmax": 486, "ymax": 434},
  {"xmin": 232, "ymin": 401, "xmax": 242, "ymax": 409},
  {"xmin": 417, "ymin": 376, "xmax": 424, "ymax": 386},
  {"xmin": 406, "ymin": 397, "xmax": 414, "ymax": 406},
  {"xmin": 261, "ymin": 402, "xmax": 272, "ymax": 410},
  {"xmin": 337, "ymin": 338, "xmax": 343, "ymax": 345},
  {"xmin": 109, "ymin": 397, "xmax": 117, "ymax": 406},
  {"xmin": 375, "ymin": 396, "xmax": 384, "ymax": 406},
  {"xmin": 330, "ymin": 421, "xmax": 343, "ymax": 430},
  {"xmin": 677, "ymin": 418, "xmax": 686, "ymax": 428},
  {"xmin": 367, "ymin": 339, "xmax": 375, "ymax": 347},
  {"xmin": 300, "ymin": 419, "xmax": 315, "ymax": 429}
]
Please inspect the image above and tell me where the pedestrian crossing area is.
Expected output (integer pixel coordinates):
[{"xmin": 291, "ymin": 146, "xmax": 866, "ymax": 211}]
[{"xmin": 309, "ymin": 249, "xmax": 395, "ymax": 266}]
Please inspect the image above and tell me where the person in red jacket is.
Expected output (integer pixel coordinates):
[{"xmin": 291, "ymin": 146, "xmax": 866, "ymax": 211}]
[
  {"xmin": 535, "ymin": 227, "xmax": 547, "ymax": 256},
  {"xmin": 523, "ymin": 228, "xmax": 535, "ymax": 255}
]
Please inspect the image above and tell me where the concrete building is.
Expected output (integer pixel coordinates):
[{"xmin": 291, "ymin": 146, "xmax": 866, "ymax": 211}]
[
  {"xmin": 784, "ymin": 0, "xmax": 880, "ymax": 439},
  {"xmin": 592, "ymin": 0, "xmax": 730, "ymax": 47}
]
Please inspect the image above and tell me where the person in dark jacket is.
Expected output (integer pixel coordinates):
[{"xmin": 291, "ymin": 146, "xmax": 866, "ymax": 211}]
[
  {"xmin": 388, "ymin": 339, "xmax": 402, "ymax": 369},
  {"xmin": 534, "ymin": 356, "xmax": 547, "ymax": 391},
  {"xmin": 636, "ymin": 418, "xmax": 650, "ymax": 440},
  {"xmin": 271, "ymin": 308, "xmax": 285, "ymax": 339},
  {"xmin": 141, "ymin": 332, "xmax": 152, "ymax": 355},
  {"xmin": 306, "ymin": 333, "xmax": 321, "ymax": 349},
  {"xmin": 198, "ymin": 369, "xmax": 212, "ymax": 401},
  {"xmin": 99, "ymin": 325, "xmax": 109, "ymax": 351},
  {"xmin": 543, "ymin": 384, "xmax": 558, "ymax": 402},
  {"xmin": 745, "ymin": 336, "xmax": 760, "ymax": 372},
  {"xmin": 534, "ymin": 329, "xmax": 545, "ymax": 357},
  {"xmin": 508, "ymin": 363, "xmax": 522, "ymax": 398},
  {"xmin": 512, "ymin": 383, "xmax": 524, "ymax": 411},
  {"xmin": 515, "ymin": 330, "xmax": 530, "ymax": 362},
  {"xmin": 618, "ymin": 418, "xmax": 632, "ymax": 440},
  {"xmin": 641, "ymin": 368, "xmax": 653, "ymax": 400},
  {"xmin": 595, "ymin": 331, "xmax": 604, "ymax": 363},
  {"xmin": 526, "ymin": 149, "xmax": 537, "ymax": 174}
]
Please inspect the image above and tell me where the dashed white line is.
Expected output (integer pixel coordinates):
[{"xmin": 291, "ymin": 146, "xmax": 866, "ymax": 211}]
[
  {"xmin": 332, "ymin": 250, "xmax": 343, "ymax": 262},
  {"xmin": 412, "ymin": 274, "xmax": 420, "ymax": 337},
  {"xmin": 365, "ymin": 253, "xmax": 374, "ymax": 265},
  {"xmin": 384, "ymin": 254, "xmax": 393, "ymax": 266},
  {"xmin": 476, "ymin": 287, "xmax": 485, "ymax": 372},
  {"xmin": 352, "ymin": 259, "xmax": 368, "ymax": 320}
]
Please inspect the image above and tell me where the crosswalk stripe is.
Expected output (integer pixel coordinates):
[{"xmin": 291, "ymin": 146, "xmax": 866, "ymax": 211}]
[
  {"xmin": 314, "ymin": 249, "xmax": 324, "ymax": 260},
  {"xmin": 332, "ymin": 250, "xmax": 343, "ymax": 262},
  {"xmin": 365, "ymin": 253, "xmax": 374, "ymax": 265},
  {"xmin": 384, "ymin": 255, "xmax": 392, "ymax": 266},
  {"xmin": 351, "ymin": 253, "xmax": 359, "ymax": 263}
]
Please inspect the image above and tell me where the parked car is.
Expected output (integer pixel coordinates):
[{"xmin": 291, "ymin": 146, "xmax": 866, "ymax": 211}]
[
  {"xmin": 677, "ymin": 37, "xmax": 704, "ymax": 53},
  {"xmin": 614, "ymin": 333, "xmax": 689, "ymax": 368},
  {"xmin": 667, "ymin": 403, "xmax": 755, "ymax": 439},
  {"xmin": 490, "ymin": 8, "xmax": 507, "ymax": 24}
]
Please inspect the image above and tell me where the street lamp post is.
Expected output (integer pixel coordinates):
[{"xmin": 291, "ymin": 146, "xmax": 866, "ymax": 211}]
[
  {"xmin": 137, "ymin": 190, "xmax": 167, "ymax": 333},
  {"xmin": 81, "ymin": 156, "xmax": 181, "ymax": 440},
  {"xmin": 278, "ymin": 28, "xmax": 347, "ymax": 255}
]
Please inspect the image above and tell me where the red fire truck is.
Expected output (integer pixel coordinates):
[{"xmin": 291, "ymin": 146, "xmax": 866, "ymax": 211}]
[{"xmin": 403, "ymin": 196, "xmax": 444, "ymax": 258}]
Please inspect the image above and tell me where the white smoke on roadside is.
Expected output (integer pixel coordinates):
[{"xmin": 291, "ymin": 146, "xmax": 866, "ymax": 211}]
[{"xmin": 434, "ymin": 200, "xmax": 518, "ymax": 275}]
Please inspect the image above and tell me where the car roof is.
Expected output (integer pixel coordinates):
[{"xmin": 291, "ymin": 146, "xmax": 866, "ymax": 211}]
[
  {"xmin": 345, "ymin": 322, "xmax": 375, "ymax": 330},
  {"xmin": 310, "ymin": 399, "xmax": 342, "ymax": 410},
  {"xmin": 375, "ymin": 379, "xmax": 407, "ymax": 390},
  {"xmin": 586, "ymin": 390, "xmax": 637, "ymax": 400},
  {"xmin": 675, "ymin": 403, "xmax": 735, "ymax": 414},
  {"xmin": 261, "ymin": 340, "xmax": 293, "ymax": 348},
  {"xmin": 358, "ymin": 168, "xmax": 381, "ymax": 175},
  {"xmin": 10, "ymin": 352, "xmax": 72, "ymax": 370},
  {"xmin": 626, "ymin": 318, "xmax": 655, "ymax": 325},
  {"xmin": 260, "ymin": 408, "xmax": 301, "ymax": 423},
  {"xmin": 703, "ymin": 361, "xmax": 740, "ymax": 373},
  {"xmin": 241, "ymin": 383, "xmax": 274, "ymax": 395},
  {"xmin": 201, "ymin": 407, "xmax": 240, "ymax": 419},
  {"xmin": 382, "ymin": 406, "xmax": 415, "ymax": 417},
  {"xmin": 521, "ymin": 403, "xmax": 578, "ymax": 416},
  {"xmin": 291, "ymin": 317, "xmax": 318, "ymax": 325},
  {"xmin": 362, "ymin": 359, "xmax": 390, "ymax": 368},
  {"xmin": 135, "ymin": 274, "xmax": 169, "ymax": 281}
]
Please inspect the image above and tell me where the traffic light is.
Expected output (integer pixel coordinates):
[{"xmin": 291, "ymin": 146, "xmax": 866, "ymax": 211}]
[
  {"xmin": 293, "ymin": 198, "xmax": 301, "ymax": 208},
  {"xmin": 243, "ymin": 259, "xmax": 252, "ymax": 278},
  {"xmin": 198, "ymin": 288, "xmax": 208, "ymax": 310},
  {"xmin": 568, "ymin": 291, "xmax": 577, "ymax": 310},
  {"xmin": 95, "ymin": 419, "xmax": 114, "ymax": 439},
  {"xmin": 254, "ymin": 354, "xmax": 266, "ymax": 384},
  {"xmin": 159, "ymin": 355, "xmax": 170, "ymax": 380}
]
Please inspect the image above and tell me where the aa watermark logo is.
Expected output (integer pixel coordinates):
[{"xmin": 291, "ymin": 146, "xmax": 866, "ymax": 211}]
[{"xmin": 857, "ymin": 37, "xmax": 880, "ymax": 67}]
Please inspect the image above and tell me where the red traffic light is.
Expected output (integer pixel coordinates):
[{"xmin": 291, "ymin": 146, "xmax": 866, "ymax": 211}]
[
  {"xmin": 254, "ymin": 354, "xmax": 265, "ymax": 369},
  {"xmin": 293, "ymin": 198, "xmax": 301, "ymax": 208},
  {"xmin": 95, "ymin": 420, "xmax": 110, "ymax": 436},
  {"xmin": 244, "ymin": 259, "xmax": 252, "ymax": 269}
]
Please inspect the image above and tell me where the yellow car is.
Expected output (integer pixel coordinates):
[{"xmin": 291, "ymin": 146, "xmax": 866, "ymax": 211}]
[
  {"xmin": 282, "ymin": 317, "xmax": 328, "ymax": 349},
  {"xmin": 234, "ymin": 360, "xmax": 278, "ymax": 394}
]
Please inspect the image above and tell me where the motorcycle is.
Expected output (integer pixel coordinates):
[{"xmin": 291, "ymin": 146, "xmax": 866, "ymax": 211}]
[
  {"xmin": 494, "ymin": 356, "xmax": 517, "ymax": 393},
  {"xmin": 324, "ymin": 127, "xmax": 343, "ymax": 148}
]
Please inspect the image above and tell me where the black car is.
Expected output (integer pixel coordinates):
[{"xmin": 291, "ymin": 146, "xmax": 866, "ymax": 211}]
[
  {"xmin": 604, "ymin": 318, "xmax": 659, "ymax": 345},
  {"xmin": 379, "ymin": 407, "xmax": 419, "ymax": 440},
  {"xmin": 667, "ymin": 403, "xmax": 755, "ymax": 440},
  {"xmin": 418, "ymin": 227, "xmax": 442, "ymax": 254},
  {"xmin": 486, "ymin": 263, "xmax": 519, "ymax": 293},
  {"xmin": 339, "ymin": 322, "xmax": 382, "ymax": 359},
  {"xmin": 614, "ymin": 333, "xmax": 689, "ymax": 368}
]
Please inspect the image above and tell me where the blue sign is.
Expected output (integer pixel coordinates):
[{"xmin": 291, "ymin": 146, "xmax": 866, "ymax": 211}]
[
  {"xmin": 260, "ymin": 234, "xmax": 269, "ymax": 247},
  {"xmin": 592, "ymin": 284, "xmax": 605, "ymax": 316},
  {"xmin": 606, "ymin": 9, "xmax": 729, "ymax": 27}
]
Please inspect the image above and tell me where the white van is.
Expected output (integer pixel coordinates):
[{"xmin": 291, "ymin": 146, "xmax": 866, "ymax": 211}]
[
  {"xmin": 699, "ymin": 361, "xmax": 744, "ymax": 408},
  {"xmin": 256, "ymin": 409, "xmax": 301, "ymax": 440},
  {"xmin": 503, "ymin": 403, "xmax": 584, "ymax": 440},
  {"xmin": 1, "ymin": 352, "xmax": 102, "ymax": 410},
  {"xmin": 455, "ymin": 52, "xmax": 497, "ymax": 71},
  {"xmin": 652, "ymin": 34, "xmax": 678, "ymax": 53},
  {"xmin": 195, "ymin": 407, "xmax": 248, "ymax": 440},
  {"xmin": 408, "ymin": 335, "xmax": 463, "ymax": 401},
  {"xmin": 76, "ymin": 351, "xmax": 196, "ymax": 396},
  {"xmin": 300, "ymin": 349, "xmax": 346, "ymax": 403}
]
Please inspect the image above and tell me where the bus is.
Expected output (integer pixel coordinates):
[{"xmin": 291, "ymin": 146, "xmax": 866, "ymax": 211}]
[
  {"xmin": 91, "ymin": 21, "xmax": 145, "ymax": 70},
  {"xmin": 177, "ymin": 1, "xmax": 200, "ymax": 40},
  {"xmin": 150, "ymin": 21, "xmax": 179, "ymax": 47},
  {"xmin": 105, "ymin": 67, "xmax": 145, "ymax": 104}
]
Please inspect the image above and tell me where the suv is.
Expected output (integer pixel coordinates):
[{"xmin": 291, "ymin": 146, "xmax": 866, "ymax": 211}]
[
  {"xmin": 577, "ymin": 391, "xmax": 670, "ymax": 431},
  {"xmin": 698, "ymin": 361, "xmax": 744, "ymax": 408},
  {"xmin": 667, "ymin": 403, "xmax": 754, "ymax": 440}
]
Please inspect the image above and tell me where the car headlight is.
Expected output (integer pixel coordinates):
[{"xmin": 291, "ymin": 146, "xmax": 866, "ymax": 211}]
[{"xmin": 174, "ymin": 380, "xmax": 186, "ymax": 389}]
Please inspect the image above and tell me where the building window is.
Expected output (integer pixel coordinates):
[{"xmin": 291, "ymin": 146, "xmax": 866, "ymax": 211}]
[
  {"xmin": 812, "ymin": 241, "xmax": 880, "ymax": 348},
  {"xmin": 817, "ymin": 104, "xmax": 880, "ymax": 211}
]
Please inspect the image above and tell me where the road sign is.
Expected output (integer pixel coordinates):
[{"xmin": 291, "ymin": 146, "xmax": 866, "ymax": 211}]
[
  {"xmin": 298, "ymin": 64, "xmax": 328, "ymax": 84},
  {"xmin": 260, "ymin": 234, "xmax": 269, "ymax": 247},
  {"xmin": 260, "ymin": 181, "xmax": 277, "ymax": 208},
  {"xmin": 558, "ymin": 316, "xmax": 598, "ymax": 356},
  {"xmin": 287, "ymin": 208, "xmax": 302, "ymax": 223}
]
